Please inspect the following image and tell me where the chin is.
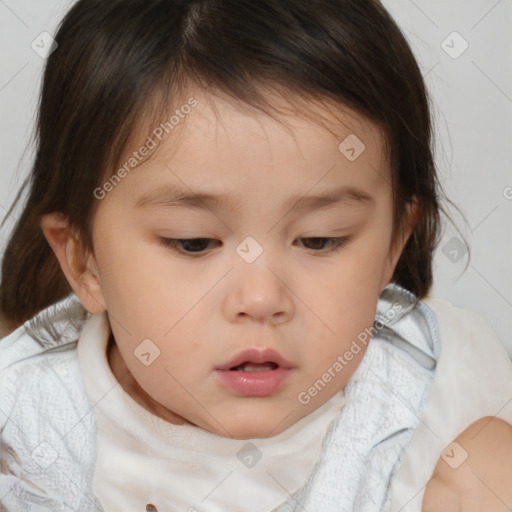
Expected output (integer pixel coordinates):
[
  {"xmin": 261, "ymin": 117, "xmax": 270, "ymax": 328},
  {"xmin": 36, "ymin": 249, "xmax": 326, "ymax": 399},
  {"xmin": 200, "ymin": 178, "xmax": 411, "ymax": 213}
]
[{"xmin": 204, "ymin": 404, "xmax": 302, "ymax": 440}]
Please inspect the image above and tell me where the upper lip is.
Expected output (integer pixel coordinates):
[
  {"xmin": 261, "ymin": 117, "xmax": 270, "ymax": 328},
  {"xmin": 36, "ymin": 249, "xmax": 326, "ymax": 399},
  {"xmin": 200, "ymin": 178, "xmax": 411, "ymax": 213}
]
[{"xmin": 216, "ymin": 348, "xmax": 294, "ymax": 371}]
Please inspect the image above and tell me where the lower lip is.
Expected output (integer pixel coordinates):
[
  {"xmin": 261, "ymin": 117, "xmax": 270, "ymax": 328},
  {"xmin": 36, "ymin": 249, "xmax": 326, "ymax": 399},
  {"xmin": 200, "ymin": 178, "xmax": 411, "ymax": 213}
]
[{"xmin": 215, "ymin": 367, "xmax": 291, "ymax": 396}]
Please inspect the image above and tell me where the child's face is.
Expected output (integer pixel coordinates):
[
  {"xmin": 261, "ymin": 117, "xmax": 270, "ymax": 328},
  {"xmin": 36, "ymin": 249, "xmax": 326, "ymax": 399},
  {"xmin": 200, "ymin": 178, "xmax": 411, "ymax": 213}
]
[{"xmin": 81, "ymin": 92, "xmax": 412, "ymax": 439}]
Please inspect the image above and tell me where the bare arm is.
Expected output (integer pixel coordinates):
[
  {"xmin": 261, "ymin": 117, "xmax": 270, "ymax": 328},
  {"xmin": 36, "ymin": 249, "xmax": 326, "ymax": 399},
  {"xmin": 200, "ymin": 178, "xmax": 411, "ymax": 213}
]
[{"xmin": 422, "ymin": 416, "xmax": 512, "ymax": 512}]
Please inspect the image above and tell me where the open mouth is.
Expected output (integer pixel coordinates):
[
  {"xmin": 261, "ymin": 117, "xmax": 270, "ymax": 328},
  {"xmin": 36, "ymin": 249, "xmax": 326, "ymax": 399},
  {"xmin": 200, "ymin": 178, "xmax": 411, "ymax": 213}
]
[
  {"xmin": 216, "ymin": 350, "xmax": 292, "ymax": 396},
  {"xmin": 230, "ymin": 362, "xmax": 279, "ymax": 372}
]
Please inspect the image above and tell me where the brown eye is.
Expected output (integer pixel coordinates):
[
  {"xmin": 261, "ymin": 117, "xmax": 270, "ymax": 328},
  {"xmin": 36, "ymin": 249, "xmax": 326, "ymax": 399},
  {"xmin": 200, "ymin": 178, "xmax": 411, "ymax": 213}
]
[
  {"xmin": 295, "ymin": 237, "xmax": 351, "ymax": 254},
  {"xmin": 159, "ymin": 237, "xmax": 220, "ymax": 255},
  {"xmin": 146, "ymin": 504, "xmax": 158, "ymax": 512}
]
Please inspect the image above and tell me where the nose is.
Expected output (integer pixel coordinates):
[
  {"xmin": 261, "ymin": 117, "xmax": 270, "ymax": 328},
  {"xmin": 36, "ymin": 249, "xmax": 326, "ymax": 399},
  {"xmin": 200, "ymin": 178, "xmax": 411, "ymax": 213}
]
[{"xmin": 223, "ymin": 255, "xmax": 295, "ymax": 325}]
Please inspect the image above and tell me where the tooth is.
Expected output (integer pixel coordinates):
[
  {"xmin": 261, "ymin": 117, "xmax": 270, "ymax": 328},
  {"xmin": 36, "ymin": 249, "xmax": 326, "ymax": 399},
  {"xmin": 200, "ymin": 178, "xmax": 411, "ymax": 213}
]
[{"xmin": 240, "ymin": 363, "xmax": 275, "ymax": 372}]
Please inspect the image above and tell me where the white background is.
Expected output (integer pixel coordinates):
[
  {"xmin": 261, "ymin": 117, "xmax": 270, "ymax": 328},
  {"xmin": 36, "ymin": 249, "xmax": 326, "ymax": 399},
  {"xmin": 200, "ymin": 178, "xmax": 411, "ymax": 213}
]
[{"xmin": 1, "ymin": 0, "xmax": 511, "ymax": 355}]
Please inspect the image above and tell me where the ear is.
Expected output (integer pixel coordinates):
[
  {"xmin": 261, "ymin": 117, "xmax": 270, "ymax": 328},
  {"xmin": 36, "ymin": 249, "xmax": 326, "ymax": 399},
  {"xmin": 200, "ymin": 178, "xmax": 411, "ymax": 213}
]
[
  {"xmin": 40, "ymin": 213, "xmax": 106, "ymax": 314},
  {"xmin": 380, "ymin": 199, "xmax": 419, "ymax": 290}
]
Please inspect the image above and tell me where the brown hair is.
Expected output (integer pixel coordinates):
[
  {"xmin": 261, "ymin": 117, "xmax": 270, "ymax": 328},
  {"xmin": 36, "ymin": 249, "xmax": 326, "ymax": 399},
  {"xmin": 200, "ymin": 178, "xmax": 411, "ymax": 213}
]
[{"xmin": 0, "ymin": 0, "xmax": 466, "ymax": 330}]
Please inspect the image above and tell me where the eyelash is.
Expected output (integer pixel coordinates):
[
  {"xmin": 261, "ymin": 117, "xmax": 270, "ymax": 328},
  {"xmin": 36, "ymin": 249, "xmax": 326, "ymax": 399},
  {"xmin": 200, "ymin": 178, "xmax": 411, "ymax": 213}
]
[{"xmin": 158, "ymin": 236, "xmax": 352, "ymax": 257}]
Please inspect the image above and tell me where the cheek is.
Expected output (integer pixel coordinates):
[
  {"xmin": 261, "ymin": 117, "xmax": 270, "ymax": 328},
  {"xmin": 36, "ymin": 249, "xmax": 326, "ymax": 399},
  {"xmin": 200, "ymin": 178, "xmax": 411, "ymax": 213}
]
[
  {"xmin": 347, "ymin": 219, "xmax": 394, "ymax": 284},
  {"xmin": 95, "ymin": 238, "xmax": 216, "ymax": 350},
  {"xmin": 304, "ymin": 257, "xmax": 384, "ymax": 364},
  {"xmin": 90, "ymin": 224, "xmax": 171, "ymax": 335}
]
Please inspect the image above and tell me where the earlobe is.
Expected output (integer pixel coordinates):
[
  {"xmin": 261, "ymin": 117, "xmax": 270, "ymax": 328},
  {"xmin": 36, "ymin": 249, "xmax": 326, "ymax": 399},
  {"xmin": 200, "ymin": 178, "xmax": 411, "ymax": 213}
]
[{"xmin": 40, "ymin": 213, "xmax": 106, "ymax": 314}]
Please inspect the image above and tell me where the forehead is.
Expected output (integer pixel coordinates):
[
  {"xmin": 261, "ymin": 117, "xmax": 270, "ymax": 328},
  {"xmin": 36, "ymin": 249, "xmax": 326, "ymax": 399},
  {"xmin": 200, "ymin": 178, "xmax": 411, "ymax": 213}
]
[{"xmin": 113, "ymin": 89, "xmax": 390, "ymax": 207}]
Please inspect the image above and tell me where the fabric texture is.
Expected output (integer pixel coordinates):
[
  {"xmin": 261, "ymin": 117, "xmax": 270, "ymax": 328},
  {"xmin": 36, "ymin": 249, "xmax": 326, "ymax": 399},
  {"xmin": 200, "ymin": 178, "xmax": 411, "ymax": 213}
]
[
  {"xmin": 390, "ymin": 296, "xmax": 512, "ymax": 511},
  {"xmin": 273, "ymin": 284, "xmax": 439, "ymax": 512},
  {"xmin": 77, "ymin": 310, "xmax": 347, "ymax": 512},
  {"xmin": 3, "ymin": 282, "xmax": 500, "ymax": 511},
  {"xmin": 0, "ymin": 295, "xmax": 100, "ymax": 511}
]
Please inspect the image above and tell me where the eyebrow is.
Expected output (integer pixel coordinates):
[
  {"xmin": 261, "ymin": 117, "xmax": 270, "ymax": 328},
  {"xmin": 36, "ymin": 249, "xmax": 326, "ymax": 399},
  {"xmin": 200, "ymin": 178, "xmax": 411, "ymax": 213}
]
[{"xmin": 135, "ymin": 184, "xmax": 374, "ymax": 213}]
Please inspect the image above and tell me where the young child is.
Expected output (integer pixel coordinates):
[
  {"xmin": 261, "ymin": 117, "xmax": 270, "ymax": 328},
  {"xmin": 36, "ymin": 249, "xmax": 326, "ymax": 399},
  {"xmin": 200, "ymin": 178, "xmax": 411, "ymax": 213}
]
[{"xmin": 1, "ymin": 1, "xmax": 511, "ymax": 511}]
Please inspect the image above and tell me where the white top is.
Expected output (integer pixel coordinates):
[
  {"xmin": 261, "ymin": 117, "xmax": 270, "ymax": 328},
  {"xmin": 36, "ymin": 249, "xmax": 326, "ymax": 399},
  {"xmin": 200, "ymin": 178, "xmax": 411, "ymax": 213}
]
[
  {"xmin": 77, "ymin": 296, "xmax": 512, "ymax": 512},
  {"xmin": 390, "ymin": 296, "xmax": 512, "ymax": 511},
  {"xmin": 2, "ymin": 289, "xmax": 512, "ymax": 512},
  {"xmin": 76, "ymin": 311, "xmax": 347, "ymax": 512}
]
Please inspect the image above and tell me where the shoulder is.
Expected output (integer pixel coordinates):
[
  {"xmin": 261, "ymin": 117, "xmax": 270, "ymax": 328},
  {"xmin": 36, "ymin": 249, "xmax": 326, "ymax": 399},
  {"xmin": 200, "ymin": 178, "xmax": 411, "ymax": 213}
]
[
  {"xmin": 422, "ymin": 296, "xmax": 498, "ymax": 336},
  {"xmin": 0, "ymin": 298, "xmax": 88, "ymax": 432},
  {"xmin": 0, "ymin": 326, "xmax": 81, "ymax": 423},
  {"xmin": 0, "ymin": 316, "xmax": 98, "ymax": 507},
  {"xmin": 422, "ymin": 416, "xmax": 512, "ymax": 511},
  {"xmin": 420, "ymin": 295, "xmax": 511, "ymax": 370}
]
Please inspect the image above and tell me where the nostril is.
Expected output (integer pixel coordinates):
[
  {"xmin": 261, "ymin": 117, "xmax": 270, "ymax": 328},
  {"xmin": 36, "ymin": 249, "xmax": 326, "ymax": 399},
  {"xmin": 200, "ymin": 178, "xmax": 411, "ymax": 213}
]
[{"xmin": 146, "ymin": 504, "xmax": 158, "ymax": 512}]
